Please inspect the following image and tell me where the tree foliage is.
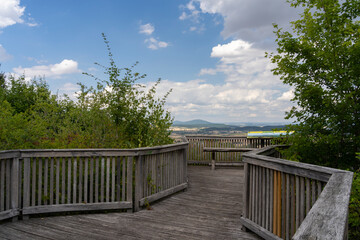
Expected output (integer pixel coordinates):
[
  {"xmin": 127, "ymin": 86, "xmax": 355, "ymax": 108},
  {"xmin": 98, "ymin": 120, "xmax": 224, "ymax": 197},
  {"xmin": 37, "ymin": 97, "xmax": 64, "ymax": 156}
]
[
  {"xmin": 0, "ymin": 34, "xmax": 173, "ymax": 150},
  {"xmin": 268, "ymin": 1, "xmax": 360, "ymax": 237},
  {"xmin": 268, "ymin": 0, "xmax": 360, "ymax": 170}
]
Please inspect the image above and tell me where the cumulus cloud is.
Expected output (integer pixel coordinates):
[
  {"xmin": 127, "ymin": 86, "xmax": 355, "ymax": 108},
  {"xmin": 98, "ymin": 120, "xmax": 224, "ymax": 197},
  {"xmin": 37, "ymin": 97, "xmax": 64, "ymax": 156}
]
[
  {"xmin": 0, "ymin": 44, "xmax": 12, "ymax": 61},
  {"xmin": 180, "ymin": 0, "xmax": 300, "ymax": 46},
  {"xmin": 174, "ymin": 1, "xmax": 298, "ymax": 122},
  {"xmin": 0, "ymin": 0, "xmax": 24, "ymax": 28},
  {"xmin": 0, "ymin": 0, "xmax": 37, "ymax": 28},
  {"xmin": 145, "ymin": 79, "xmax": 292, "ymax": 122},
  {"xmin": 145, "ymin": 37, "xmax": 169, "ymax": 50},
  {"xmin": 139, "ymin": 22, "xmax": 170, "ymax": 50},
  {"xmin": 139, "ymin": 23, "xmax": 154, "ymax": 35},
  {"xmin": 153, "ymin": 39, "xmax": 293, "ymax": 122},
  {"xmin": 278, "ymin": 89, "xmax": 294, "ymax": 101},
  {"xmin": 13, "ymin": 59, "xmax": 81, "ymax": 79}
]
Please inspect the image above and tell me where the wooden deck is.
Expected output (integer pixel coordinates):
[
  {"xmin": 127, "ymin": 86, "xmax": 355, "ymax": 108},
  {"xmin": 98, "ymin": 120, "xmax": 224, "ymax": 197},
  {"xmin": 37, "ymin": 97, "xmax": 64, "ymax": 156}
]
[{"xmin": 0, "ymin": 166, "xmax": 260, "ymax": 240}]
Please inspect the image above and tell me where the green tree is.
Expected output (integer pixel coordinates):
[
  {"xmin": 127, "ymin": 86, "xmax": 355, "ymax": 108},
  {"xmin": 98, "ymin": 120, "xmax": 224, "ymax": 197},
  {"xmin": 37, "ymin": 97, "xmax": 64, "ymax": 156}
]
[
  {"xmin": 82, "ymin": 33, "xmax": 173, "ymax": 148},
  {"xmin": 268, "ymin": 0, "xmax": 360, "ymax": 170},
  {"xmin": 0, "ymin": 34, "xmax": 173, "ymax": 150}
]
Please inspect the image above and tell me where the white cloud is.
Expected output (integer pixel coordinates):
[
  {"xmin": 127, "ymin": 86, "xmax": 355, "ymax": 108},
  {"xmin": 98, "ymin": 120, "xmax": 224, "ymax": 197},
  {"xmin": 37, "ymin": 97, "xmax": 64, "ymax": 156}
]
[
  {"xmin": 181, "ymin": 0, "xmax": 300, "ymax": 45},
  {"xmin": 139, "ymin": 23, "xmax": 154, "ymax": 35},
  {"xmin": 145, "ymin": 79, "xmax": 292, "ymax": 122},
  {"xmin": 201, "ymin": 39, "xmax": 278, "ymax": 85},
  {"xmin": 13, "ymin": 59, "xmax": 81, "ymax": 79},
  {"xmin": 179, "ymin": 1, "xmax": 200, "ymax": 22},
  {"xmin": 0, "ymin": 0, "xmax": 24, "ymax": 28},
  {"xmin": 0, "ymin": 44, "xmax": 12, "ymax": 61},
  {"xmin": 278, "ymin": 89, "xmax": 294, "ymax": 101},
  {"xmin": 151, "ymin": 39, "xmax": 293, "ymax": 122},
  {"xmin": 145, "ymin": 37, "xmax": 169, "ymax": 50},
  {"xmin": 0, "ymin": 0, "xmax": 37, "ymax": 29}
]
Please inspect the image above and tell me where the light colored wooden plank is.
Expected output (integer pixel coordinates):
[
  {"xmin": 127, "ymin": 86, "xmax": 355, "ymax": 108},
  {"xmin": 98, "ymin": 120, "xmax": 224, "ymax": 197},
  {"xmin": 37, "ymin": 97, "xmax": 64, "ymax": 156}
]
[
  {"xmin": 22, "ymin": 201, "xmax": 132, "ymax": 215},
  {"xmin": 100, "ymin": 157, "xmax": 105, "ymax": 202},
  {"xmin": 106, "ymin": 157, "xmax": 110, "ymax": 202},
  {"xmin": 44, "ymin": 158, "xmax": 48, "ymax": 205},
  {"xmin": 135, "ymin": 156, "xmax": 143, "ymax": 212},
  {"xmin": 79, "ymin": 158, "xmax": 83, "ymax": 203},
  {"xmin": 67, "ymin": 158, "xmax": 71, "ymax": 204},
  {"xmin": 56, "ymin": 158, "xmax": 60, "ymax": 205},
  {"xmin": 23, "ymin": 158, "xmax": 31, "ymax": 209},
  {"xmin": 84, "ymin": 158, "xmax": 88, "ymax": 203},
  {"xmin": 32, "ymin": 158, "xmax": 36, "ymax": 207},
  {"xmin": 111, "ymin": 157, "xmax": 115, "ymax": 202},
  {"xmin": 240, "ymin": 217, "xmax": 283, "ymax": 240},
  {"xmin": 10, "ymin": 158, "xmax": 19, "ymax": 220},
  {"xmin": 139, "ymin": 183, "xmax": 187, "ymax": 206},
  {"xmin": 95, "ymin": 157, "xmax": 99, "ymax": 203},
  {"xmin": 61, "ymin": 158, "xmax": 65, "ymax": 204},
  {"xmin": 121, "ymin": 157, "xmax": 125, "ymax": 201},
  {"xmin": 49, "ymin": 158, "xmax": 54, "ymax": 205},
  {"xmin": 126, "ymin": 156, "xmax": 133, "ymax": 206},
  {"xmin": 243, "ymin": 162, "xmax": 249, "ymax": 219},
  {"xmin": 90, "ymin": 157, "xmax": 94, "ymax": 203},
  {"xmin": 73, "ymin": 158, "xmax": 77, "ymax": 204},
  {"xmin": 38, "ymin": 158, "xmax": 43, "ymax": 206},
  {"xmin": 293, "ymin": 172, "xmax": 353, "ymax": 240}
]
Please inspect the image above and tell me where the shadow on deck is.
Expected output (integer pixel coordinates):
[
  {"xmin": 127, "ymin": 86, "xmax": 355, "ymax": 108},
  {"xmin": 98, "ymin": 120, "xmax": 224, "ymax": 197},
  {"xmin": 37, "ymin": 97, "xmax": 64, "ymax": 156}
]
[{"xmin": 0, "ymin": 166, "xmax": 260, "ymax": 240}]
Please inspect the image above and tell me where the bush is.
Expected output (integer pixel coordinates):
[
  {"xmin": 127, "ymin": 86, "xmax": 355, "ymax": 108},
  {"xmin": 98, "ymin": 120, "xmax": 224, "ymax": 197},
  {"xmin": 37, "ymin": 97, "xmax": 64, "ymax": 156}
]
[{"xmin": 0, "ymin": 34, "xmax": 173, "ymax": 150}]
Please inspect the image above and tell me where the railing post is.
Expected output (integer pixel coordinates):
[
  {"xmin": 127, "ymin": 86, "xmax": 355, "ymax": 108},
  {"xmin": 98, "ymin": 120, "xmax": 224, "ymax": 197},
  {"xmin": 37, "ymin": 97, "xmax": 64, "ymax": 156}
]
[
  {"xmin": 22, "ymin": 158, "xmax": 30, "ymax": 220},
  {"xmin": 242, "ymin": 162, "xmax": 250, "ymax": 231},
  {"xmin": 11, "ymin": 158, "xmax": 19, "ymax": 222},
  {"xmin": 134, "ymin": 155, "xmax": 143, "ymax": 212},
  {"xmin": 211, "ymin": 152, "xmax": 215, "ymax": 171},
  {"xmin": 183, "ymin": 147, "xmax": 187, "ymax": 184},
  {"xmin": 127, "ymin": 156, "xmax": 133, "ymax": 213}
]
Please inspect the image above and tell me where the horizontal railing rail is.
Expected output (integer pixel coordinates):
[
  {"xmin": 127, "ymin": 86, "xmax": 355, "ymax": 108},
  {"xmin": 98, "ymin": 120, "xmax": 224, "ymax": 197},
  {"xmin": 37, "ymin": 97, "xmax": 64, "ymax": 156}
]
[
  {"xmin": 186, "ymin": 135, "xmax": 273, "ymax": 164},
  {"xmin": 240, "ymin": 146, "xmax": 353, "ymax": 240},
  {"xmin": 0, "ymin": 142, "xmax": 188, "ymax": 222},
  {"xmin": 203, "ymin": 147, "xmax": 257, "ymax": 170}
]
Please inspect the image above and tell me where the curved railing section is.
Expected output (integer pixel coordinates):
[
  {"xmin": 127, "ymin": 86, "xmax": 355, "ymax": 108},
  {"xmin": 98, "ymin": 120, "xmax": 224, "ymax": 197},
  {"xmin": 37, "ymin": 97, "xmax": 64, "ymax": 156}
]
[
  {"xmin": 240, "ymin": 146, "xmax": 353, "ymax": 240},
  {"xmin": 0, "ymin": 142, "xmax": 188, "ymax": 221},
  {"xmin": 186, "ymin": 135, "xmax": 273, "ymax": 164}
]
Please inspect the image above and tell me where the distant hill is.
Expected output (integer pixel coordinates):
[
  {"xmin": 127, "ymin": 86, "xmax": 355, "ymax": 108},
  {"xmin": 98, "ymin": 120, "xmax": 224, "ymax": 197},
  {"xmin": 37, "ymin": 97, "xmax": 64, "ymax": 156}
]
[
  {"xmin": 173, "ymin": 119, "xmax": 212, "ymax": 125},
  {"xmin": 172, "ymin": 119, "xmax": 286, "ymax": 133}
]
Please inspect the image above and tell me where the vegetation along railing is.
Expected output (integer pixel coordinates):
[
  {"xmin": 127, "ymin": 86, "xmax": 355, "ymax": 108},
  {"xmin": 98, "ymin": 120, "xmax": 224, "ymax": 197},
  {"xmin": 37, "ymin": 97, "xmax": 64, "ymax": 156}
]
[
  {"xmin": 186, "ymin": 135, "xmax": 273, "ymax": 164},
  {"xmin": 240, "ymin": 145, "xmax": 353, "ymax": 240},
  {"xmin": 0, "ymin": 142, "xmax": 188, "ymax": 221}
]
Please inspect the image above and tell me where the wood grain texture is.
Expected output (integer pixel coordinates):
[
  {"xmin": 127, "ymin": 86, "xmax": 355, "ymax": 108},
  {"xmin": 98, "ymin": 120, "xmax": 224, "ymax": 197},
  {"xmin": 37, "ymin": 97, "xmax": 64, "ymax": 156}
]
[
  {"xmin": 1, "ymin": 166, "xmax": 260, "ymax": 240},
  {"xmin": 293, "ymin": 172, "xmax": 353, "ymax": 240}
]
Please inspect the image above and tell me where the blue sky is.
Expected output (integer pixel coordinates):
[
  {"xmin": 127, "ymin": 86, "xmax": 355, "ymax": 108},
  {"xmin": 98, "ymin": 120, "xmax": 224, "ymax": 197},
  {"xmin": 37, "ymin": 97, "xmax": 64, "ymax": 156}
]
[{"xmin": 0, "ymin": 0, "xmax": 301, "ymax": 123}]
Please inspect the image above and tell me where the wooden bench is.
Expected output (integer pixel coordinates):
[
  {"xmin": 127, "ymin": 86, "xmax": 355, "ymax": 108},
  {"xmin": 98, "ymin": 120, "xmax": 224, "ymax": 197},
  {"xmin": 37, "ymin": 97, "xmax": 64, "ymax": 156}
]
[{"xmin": 203, "ymin": 147, "xmax": 257, "ymax": 170}]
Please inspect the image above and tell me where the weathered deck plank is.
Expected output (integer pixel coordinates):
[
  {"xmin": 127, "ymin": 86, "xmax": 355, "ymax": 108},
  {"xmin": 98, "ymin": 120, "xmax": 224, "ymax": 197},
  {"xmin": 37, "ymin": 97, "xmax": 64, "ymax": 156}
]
[{"xmin": 0, "ymin": 166, "xmax": 260, "ymax": 240}]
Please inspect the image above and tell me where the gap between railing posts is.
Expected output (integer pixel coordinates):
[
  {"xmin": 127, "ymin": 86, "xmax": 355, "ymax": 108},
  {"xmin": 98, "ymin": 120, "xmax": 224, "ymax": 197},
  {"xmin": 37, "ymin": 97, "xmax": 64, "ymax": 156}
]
[
  {"xmin": 0, "ymin": 142, "xmax": 189, "ymax": 222},
  {"xmin": 240, "ymin": 145, "xmax": 353, "ymax": 240}
]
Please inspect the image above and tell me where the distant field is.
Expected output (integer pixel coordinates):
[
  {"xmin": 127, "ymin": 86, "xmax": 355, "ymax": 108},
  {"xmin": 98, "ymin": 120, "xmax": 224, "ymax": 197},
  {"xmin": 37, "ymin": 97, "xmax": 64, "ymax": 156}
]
[{"xmin": 170, "ymin": 120, "xmax": 285, "ymax": 141}]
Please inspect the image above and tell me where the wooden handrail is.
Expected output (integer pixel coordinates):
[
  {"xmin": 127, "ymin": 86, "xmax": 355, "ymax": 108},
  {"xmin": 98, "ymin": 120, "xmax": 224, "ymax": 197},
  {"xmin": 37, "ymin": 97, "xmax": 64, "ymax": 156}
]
[
  {"xmin": 240, "ymin": 145, "xmax": 353, "ymax": 240},
  {"xmin": 203, "ymin": 147, "xmax": 257, "ymax": 170},
  {"xmin": 186, "ymin": 135, "xmax": 274, "ymax": 164},
  {"xmin": 0, "ymin": 143, "xmax": 188, "ymax": 221}
]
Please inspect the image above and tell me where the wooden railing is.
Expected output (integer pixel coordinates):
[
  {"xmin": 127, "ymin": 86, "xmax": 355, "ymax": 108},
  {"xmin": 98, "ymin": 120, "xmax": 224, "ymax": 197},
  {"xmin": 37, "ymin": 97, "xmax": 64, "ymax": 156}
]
[
  {"xmin": 240, "ymin": 146, "xmax": 353, "ymax": 240},
  {"xmin": 0, "ymin": 142, "xmax": 188, "ymax": 221},
  {"xmin": 186, "ymin": 135, "xmax": 273, "ymax": 164}
]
